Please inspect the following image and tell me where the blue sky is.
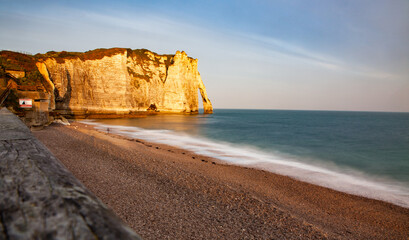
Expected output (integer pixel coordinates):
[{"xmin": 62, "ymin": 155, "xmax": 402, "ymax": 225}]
[{"xmin": 1, "ymin": 0, "xmax": 408, "ymax": 112}]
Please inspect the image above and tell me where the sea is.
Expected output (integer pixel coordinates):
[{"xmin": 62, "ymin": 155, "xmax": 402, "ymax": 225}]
[{"xmin": 82, "ymin": 109, "xmax": 409, "ymax": 208}]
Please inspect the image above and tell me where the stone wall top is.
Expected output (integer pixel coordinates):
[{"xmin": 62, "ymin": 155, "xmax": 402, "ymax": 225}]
[{"xmin": 0, "ymin": 108, "xmax": 142, "ymax": 239}]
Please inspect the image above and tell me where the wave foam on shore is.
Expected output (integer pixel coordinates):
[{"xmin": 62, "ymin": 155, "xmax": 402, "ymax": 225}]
[{"xmin": 82, "ymin": 120, "xmax": 409, "ymax": 208}]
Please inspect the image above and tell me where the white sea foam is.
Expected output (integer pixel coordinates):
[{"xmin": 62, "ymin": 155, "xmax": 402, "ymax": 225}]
[{"xmin": 82, "ymin": 120, "xmax": 409, "ymax": 208}]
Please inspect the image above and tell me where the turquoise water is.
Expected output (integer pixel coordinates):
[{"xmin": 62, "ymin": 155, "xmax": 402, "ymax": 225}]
[{"xmin": 84, "ymin": 109, "xmax": 409, "ymax": 207}]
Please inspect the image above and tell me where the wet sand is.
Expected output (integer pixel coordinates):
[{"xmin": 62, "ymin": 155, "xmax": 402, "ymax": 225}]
[{"xmin": 33, "ymin": 122, "xmax": 409, "ymax": 239}]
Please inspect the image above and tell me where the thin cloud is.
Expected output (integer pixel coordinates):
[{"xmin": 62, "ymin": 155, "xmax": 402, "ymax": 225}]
[
  {"xmin": 1, "ymin": 2, "xmax": 407, "ymax": 111},
  {"xmin": 242, "ymin": 33, "xmax": 343, "ymax": 67},
  {"xmin": 236, "ymin": 32, "xmax": 400, "ymax": 80},
  {"xmin": 1, "ymin": 6, "xmax": 401, "ymax": 81}
]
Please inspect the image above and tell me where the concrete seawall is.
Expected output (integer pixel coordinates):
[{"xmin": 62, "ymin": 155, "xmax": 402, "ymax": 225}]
[{"xmin": 0, "ymin": 108, "xmax": 141, "ymax": 239}]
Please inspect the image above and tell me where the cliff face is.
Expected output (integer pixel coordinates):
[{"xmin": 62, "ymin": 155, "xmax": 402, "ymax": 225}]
[{"xmin": 36, "ymin": 48, "xmax": 213, "ymax": 115}]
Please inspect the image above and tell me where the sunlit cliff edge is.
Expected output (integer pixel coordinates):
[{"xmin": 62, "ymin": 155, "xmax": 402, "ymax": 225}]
[{"xmin": 0, "ymin": 48, "xmax": 213, "ymax": 120}]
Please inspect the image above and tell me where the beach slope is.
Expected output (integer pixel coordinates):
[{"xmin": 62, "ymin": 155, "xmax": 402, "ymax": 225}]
[{"xmin": 33, "ymin": 122, "xmax": 409, "ymax": 239}]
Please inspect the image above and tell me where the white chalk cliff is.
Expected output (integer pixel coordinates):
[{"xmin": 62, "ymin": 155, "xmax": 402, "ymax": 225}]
[{"xmin": 36, "ymin": 48, "xmax": 213, "ymax": 115}]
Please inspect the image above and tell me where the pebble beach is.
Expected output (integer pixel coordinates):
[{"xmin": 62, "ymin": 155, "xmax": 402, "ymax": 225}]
[{"xmin": 33, "ymin": 122, "xmax": 409, "ymax": 239}]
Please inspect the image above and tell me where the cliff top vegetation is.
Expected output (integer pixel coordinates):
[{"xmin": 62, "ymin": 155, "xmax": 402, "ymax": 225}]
[
  {"xmin": 0, "ymin": 48, "xmax": 157, "ymax": 83},
  {"xmin": 0, "ymin": 48, "xmax": 182, "ymax": 86},
  {"xmin": 37, "ymin": 48, "xmax": 175, "ymax": 63},
  {"xmin": 0, "ymin": 51, "xmax": 43, "ymax": 86}
]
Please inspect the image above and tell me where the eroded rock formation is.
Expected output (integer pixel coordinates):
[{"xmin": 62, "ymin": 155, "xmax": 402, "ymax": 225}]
[{"xmin": 36, "ymin": 48, "xmax": 213, "ymax": 115}]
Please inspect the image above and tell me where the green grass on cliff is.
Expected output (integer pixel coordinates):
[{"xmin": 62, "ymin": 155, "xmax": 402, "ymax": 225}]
[
  {"xmin": 0, "ymin": 48, "xmax": 177, "ymax": 86},
  {"xmin": 0, "ymin": 51, "xmax": 36, "ymax": 71},
  {"xmin": 126, "ymin": 48, "xmax": 173, "ymax": 68},
  {"xmin": 37, "ymin": 48, "xmax": 175, "ymax": 65},
  {"xmin": 37, "ymin": 48, "xmax": 126, "ymax": 63},
  {"xmin": 0, "ymin": 51, "xmax": 43, "ymax": 86}
]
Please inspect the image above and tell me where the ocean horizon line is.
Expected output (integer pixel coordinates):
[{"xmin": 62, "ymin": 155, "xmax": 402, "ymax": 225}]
[{"xmin": 203, "ymin": 108, "xmax": 409, "ymax": 114}]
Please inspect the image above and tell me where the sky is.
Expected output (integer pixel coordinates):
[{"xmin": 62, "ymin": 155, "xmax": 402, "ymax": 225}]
[{"xmin": 1, "ymin": 0, "xmax": 408, "ymax": 112}]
